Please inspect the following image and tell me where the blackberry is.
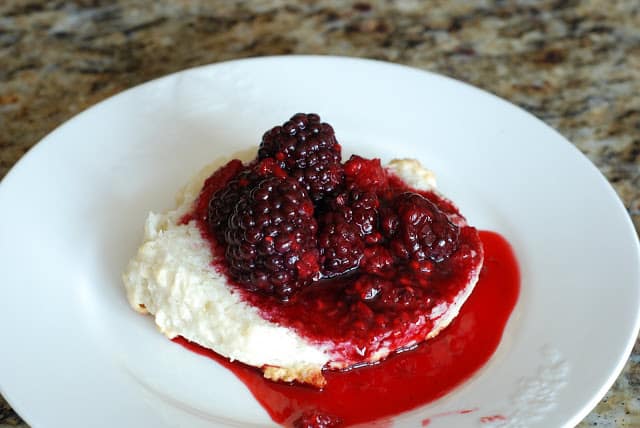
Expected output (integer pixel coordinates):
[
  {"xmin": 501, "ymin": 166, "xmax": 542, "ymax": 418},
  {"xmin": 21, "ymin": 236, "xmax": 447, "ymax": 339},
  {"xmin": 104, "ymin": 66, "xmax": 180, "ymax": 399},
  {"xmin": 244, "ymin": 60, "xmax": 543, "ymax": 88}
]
[
  {"xmin": 329, "ymin": 190, "xmax": 380, "ymax": 239},
  {"xmin": 318, "ymin": 212, "xmax": 364, "ymax": 276},
  {"xmin": 359, "ymin": 245, "xmax": 394, "ymax": 277},
  {"xmin": 317, "ymin": 189, "xmax": 380, "ymax": 276},
  {"xmin": 258, "ymin": 113, "xmax": 344, "ymax": 201},
  {"xmin": 207, "ymin": 167, "xmax": 254, "ymax": 241},
  {"xmin": 190, "ymin": 159, "xmax": 244, "ymax": 227},
  {"xmin": 383, "ymin": 192, "xmax": 459, "ymax": 262},
  {"xmin": 224, "ymin": 175, "xmax": 320, "ymax": 299},
  {"xmin": 207, "ymin": 158, "xmax": 287, "ymax": 241}
]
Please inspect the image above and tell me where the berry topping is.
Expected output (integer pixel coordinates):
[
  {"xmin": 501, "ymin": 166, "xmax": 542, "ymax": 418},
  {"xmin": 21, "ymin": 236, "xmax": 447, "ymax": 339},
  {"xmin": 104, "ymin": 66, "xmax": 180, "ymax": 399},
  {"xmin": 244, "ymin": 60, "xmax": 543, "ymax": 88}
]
[
  {"xmin": 329, "ymin": 190, "xmax": 380, "ymax": 238},
  {"xmin": 359, "ymin": 273, "xmax": 430, "ymax": 310},
  {"xmin": 359, "ymin": 245, "xmax": 395, "ymax": 276},
  {"xmin": 224, "ymin": 175, "xmax": 320, "ymax": 299},
  {"xmin": 317, "ymin": 189, "xmax": 380, "ymax": 276},
  {"xmin": 383, "ymin": 192, "xmax": 460, "ymax": 262},
  {"xmin": 258, "ymin": 113, "xmax": 344, "ymax": 201},
  {"xmin": 198, "ymin": 114, "xmax": 470, "ymax": 311},
  {"xmin": 188, "ymin": 159, "xmax": 244, "ymax": 226},
  {"xmin": 318, "ymin": 212, "xmax": 364, "ymax": 276},
  {"xmin": 343, "ymin": 155, "xmax": 388, "ymax": 193},
  {"xmin": 207, "ymin": 167, "xmax": 254, "ymax": 241},
  {"xmin": 207, "ymin": 159, "xmax": 288, "ymax": 241}
]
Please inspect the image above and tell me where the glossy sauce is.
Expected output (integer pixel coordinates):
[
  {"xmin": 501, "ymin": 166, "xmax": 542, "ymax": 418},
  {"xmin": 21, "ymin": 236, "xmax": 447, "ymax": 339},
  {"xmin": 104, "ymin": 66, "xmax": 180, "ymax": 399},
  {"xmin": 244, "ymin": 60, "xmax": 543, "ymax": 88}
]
[{"xmin": 174, "ymin": 230, "xmax": 520, "ymax": 427}]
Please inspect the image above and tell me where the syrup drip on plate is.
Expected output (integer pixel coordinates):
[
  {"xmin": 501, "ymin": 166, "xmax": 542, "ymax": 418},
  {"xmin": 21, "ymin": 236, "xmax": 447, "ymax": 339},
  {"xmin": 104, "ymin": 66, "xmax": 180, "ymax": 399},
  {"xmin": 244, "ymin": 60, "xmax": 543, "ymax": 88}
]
[{"xmin": 174, "ymin": 231, "xmax": 520, "ymax": 427}]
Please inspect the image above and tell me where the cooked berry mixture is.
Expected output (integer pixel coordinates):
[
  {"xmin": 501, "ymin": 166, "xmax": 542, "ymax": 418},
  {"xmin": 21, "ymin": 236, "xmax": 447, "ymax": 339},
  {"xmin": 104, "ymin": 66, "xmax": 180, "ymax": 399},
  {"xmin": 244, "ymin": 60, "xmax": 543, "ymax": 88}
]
[
  {"xmin": 191, "ymin": 113, "xmax": 483, "ymax": 367},
  {"xmin": 383, "ymin": 191, "xmax": 460, "ymax": 262}
]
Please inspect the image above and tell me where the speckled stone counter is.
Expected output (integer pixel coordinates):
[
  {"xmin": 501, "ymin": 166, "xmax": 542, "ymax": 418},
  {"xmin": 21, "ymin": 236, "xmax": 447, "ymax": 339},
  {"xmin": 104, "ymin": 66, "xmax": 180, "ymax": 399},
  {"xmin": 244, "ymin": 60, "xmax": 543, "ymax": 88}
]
[{"xmin": 1, "ymin": 1, "xmax": 638, "ymax": 426}]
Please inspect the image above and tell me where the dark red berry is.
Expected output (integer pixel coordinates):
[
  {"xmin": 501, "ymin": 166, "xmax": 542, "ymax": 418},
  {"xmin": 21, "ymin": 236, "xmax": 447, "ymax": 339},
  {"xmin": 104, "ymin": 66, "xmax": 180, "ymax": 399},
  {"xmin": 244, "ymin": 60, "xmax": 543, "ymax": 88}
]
[
  {"xmin": 329, "ymin": 190, "xmax": 380, "ymax": 238},
  {"xmin": 258, "ymin": 113, "xmax": 344, "ymax": 201},
  {"xmin": 207, "ymin": 159, "xmax": 288, "ymax": 241},
  {"xmin": 207, "ymin": 167, "xmax": 252, "ymax": 241},
  {"xmin": 189, "ymin": 159, "xmax": 244, "ymax": 226},
  {"xmin": 318, "ymin": 212, "xmax": 364, "ymax": 277},
  {"xmin": 360, "ymin": 245, "xmax": 395, "ymax": 276},
  {"xmin": 383, "ymin": 192, "xmax": 459, "ymax": 262},
  {"xmin": 316, "ymin": 188, "xmax": 382, "ymax": 277},
  {"xmin": 224, "ymin": 175, "xmax": 320, "ymax": 299},
  {"xmin": 343, "ymin": 155, "xmax": 388, "ymax": 193}
]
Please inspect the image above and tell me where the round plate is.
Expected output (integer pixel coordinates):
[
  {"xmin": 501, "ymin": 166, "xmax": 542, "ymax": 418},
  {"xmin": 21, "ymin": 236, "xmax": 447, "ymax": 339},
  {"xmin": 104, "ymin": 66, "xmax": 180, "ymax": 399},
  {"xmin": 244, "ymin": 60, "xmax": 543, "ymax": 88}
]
[{"xmin": 1, "ymin": 56, "xmax": 638, "ymax": 428}]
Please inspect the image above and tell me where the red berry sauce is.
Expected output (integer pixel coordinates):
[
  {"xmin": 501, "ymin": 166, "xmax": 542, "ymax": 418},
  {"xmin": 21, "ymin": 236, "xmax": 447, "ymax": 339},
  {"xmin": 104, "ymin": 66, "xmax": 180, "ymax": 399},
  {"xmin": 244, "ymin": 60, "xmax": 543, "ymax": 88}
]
[{"xmin": 174, "ymin": 230, "xmax": 520, "ymax": 427}]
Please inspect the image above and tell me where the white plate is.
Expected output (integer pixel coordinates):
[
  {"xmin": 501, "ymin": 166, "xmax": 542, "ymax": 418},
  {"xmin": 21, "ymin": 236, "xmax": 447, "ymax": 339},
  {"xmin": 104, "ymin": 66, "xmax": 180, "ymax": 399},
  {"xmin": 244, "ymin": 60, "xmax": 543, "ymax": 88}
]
[{"xmin": 1, "ymin": 56, "xmax": 639, "ymax": 428}]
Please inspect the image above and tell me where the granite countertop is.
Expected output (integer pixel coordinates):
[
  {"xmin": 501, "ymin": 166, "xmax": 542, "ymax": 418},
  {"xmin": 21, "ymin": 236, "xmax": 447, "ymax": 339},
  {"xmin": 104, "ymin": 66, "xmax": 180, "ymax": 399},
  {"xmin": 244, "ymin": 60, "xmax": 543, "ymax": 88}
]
[{"xmin": 1, "ymin": 1, "xmax": 638, "ymax": 426}]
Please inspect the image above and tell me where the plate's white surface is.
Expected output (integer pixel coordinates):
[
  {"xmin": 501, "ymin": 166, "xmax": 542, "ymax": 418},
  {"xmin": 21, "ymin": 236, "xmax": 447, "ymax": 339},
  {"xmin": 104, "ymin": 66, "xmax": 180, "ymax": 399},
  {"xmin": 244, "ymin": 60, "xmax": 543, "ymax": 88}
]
[{"xmin": 1, "ymin": 56, "xmax": 639, "ymax": 428}]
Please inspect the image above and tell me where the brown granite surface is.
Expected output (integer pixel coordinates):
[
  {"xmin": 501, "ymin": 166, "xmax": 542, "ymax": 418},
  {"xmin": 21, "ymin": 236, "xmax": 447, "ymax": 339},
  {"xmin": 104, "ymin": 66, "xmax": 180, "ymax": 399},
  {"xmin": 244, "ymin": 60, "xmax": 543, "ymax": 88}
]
[{"xmin": 0, "ymin": 0, "xmax": 638, "ymax": 427}]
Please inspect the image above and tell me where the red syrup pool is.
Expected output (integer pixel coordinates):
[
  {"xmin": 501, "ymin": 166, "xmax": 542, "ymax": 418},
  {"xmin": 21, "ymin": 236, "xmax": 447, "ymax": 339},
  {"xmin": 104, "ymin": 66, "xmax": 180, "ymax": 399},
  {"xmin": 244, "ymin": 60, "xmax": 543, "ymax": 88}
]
[{"xmin": 173, "ymin": 230, "xmax": 520, "ymax": 427}]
